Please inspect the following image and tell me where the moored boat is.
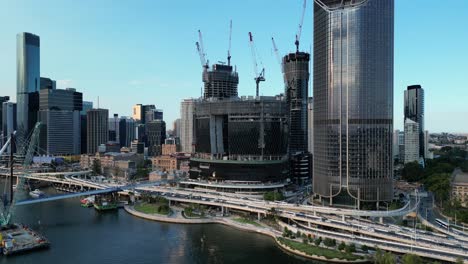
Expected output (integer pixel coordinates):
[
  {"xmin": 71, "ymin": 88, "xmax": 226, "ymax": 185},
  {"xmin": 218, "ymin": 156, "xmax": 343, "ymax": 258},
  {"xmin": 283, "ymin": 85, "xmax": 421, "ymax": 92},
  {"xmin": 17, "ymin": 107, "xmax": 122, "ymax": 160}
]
[{"xmin": 29, "ymin": 189, "xmax": 45, "ymax": 199}]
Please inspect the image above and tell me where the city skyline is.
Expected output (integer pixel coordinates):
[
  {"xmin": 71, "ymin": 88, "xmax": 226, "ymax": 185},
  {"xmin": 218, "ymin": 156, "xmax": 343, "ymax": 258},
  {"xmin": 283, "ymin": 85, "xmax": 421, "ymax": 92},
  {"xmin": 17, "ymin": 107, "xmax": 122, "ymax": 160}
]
[{"xmin": 1, "ymin": 1, "xmax": 468, "ymax": 132}]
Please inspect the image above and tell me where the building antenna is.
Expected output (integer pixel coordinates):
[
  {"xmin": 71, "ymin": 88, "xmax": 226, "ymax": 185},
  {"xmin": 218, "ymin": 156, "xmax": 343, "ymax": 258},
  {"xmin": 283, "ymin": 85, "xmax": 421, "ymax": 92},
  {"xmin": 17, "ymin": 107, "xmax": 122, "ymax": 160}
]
[{"xmin": 97, "ymin": 96, "xmax": 100, "ymax": 109}]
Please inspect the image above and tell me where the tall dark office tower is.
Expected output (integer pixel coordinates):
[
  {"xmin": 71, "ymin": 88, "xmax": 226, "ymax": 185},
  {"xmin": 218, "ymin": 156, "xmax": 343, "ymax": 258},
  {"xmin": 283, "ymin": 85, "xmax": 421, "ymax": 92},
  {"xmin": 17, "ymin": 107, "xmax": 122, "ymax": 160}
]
[
  {"xmin": 404, "ymin": 85, "xmax": 425, "ymax": 159},
  {"xmin": 38, "ymin": 86, "xmax": 82, "ymax": 155},
  {"xmin": 0, "ymin": 96, "xmax": 10, "ymax": 142},
  {"xmin": 119, "ymin": 117, "xmax": 135, "ymax": 148},
  {"xmin": 87, "ymin": 109, "xmax": 109, "ymax": 154},
  {"xmin": 146, "ymin": 120, "xmax": 166, "ymax": 156},
  {"xmin": 17, "ymin": 32, "xmax": 40, "ymax": 147},
  {"xmin": 80, "ymin": 101, "xmax": 93, "ymax": 154},
  {"xmin": 203, "ymin": 64, "xmax": 239, "ymax": 99},
  {"xmin": 313, "ymin": 0, "xmax": 394, "ymax": 206},
  {"xmin": 283, "ymin": 52, "xmax": 310, "ymax": 155},
  {"xmin": 2, "ymin": 102, "xmax": 17, "ymax": 153}
]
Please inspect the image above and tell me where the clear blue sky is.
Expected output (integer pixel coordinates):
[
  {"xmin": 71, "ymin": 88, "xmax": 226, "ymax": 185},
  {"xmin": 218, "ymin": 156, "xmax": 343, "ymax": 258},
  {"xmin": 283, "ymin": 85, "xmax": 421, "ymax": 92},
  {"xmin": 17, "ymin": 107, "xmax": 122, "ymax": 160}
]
[{"xmin": 1, "ymin": 0, "xmax": 467, "ymax": 132}]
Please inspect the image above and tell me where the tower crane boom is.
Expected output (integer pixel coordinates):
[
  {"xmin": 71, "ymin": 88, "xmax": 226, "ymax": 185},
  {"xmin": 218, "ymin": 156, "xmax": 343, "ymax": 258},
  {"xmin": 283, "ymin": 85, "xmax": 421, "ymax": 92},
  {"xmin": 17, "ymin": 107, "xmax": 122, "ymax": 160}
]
[
  {"xmin": 227, "ymin": 20, "xmax": 232, "ymax": 66},
  {"xmin": 248, "ymin": 32, "xmax": 265, "ymax": 97},
  {"xmin": 295, "ymin": 0, "xmax": 307, "ymax": 52},
  {"xmin": 196, "ymin": 30, "xmax": 209, "ymax": 69},
  {"xmin": 271, "ymin": 37, "xmax": 283, "ymax": 73}
]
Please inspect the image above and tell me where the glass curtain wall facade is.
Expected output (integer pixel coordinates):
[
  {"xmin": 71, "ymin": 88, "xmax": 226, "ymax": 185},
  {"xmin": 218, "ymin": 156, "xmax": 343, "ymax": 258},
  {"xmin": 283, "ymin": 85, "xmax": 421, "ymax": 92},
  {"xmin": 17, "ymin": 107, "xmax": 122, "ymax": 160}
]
[
  {"xmin": 313, "ymin": 0, "xmax": 394, "ymax": 205},
  {"xmin": 17, "ymin": 32, "xmax": 40, "ymax": 146},
  {"xmin": 404, "ymin": 85, "xmax": 425, "ymax": 159}
]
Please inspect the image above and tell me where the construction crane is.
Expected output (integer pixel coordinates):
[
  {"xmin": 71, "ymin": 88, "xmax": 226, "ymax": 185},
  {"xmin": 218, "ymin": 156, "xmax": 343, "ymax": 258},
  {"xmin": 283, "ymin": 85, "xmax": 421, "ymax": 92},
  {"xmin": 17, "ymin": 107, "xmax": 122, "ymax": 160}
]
[
  {"xmin": 295, "ymin": 0, "xmax": 307, "ymax": 53},
  {"xmin": 248, "ymin": 32, "xmax": 265, "ymax": 97},
  {"xmin": 271, "ymin": 37, "xmax": 283, "ymax": 73},
  {"xmin": 227, "ymin": 20, "xmax": 232, "ymax": 66},
  {"xmin": 196, "ymin": 30, "xmax": 209, "ymax": 70}
]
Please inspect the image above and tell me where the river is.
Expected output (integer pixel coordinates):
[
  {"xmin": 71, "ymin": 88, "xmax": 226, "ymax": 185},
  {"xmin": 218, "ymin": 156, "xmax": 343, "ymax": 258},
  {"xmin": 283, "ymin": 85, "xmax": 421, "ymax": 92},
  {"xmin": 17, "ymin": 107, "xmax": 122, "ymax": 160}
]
[{"xmin": 1, "ymin": 183, "xmax": 321, "ymax": 264}]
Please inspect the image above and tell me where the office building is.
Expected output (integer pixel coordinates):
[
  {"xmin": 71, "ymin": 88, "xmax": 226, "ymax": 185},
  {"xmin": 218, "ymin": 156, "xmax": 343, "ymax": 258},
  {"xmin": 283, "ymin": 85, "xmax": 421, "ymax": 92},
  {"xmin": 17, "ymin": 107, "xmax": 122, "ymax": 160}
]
[
  {"xmin": 80, "ymin": 101, "xmax": 93, "ymax": 154},
  {"xmin": 313, "ymin": 0, "xmax": 394, "ymax": 206},
  {"xmin": 173, "ymin": 118, "xmax": 181, "ymax": 138},
  {"xmin": 0, "ymin": 96, "xmax": 10, "ymax": 144},
  {"xmin": 38, "ymin": 86, "xmax": 82, "ymax": 155},
  {"xmin": 132, "ymin": 104, "xmax": 156, "ymax": 124},
  {"xmin": 17, "ymin": 32, "xmax": 40, "ymax": 146},
  {"xmin": 393, "ymin": 130, "xmax": 401, "ymax": 159},
  {"xmin": 1, "ymin": 102, "xmax": 16, "ymax": 152},
  {"xmin": 283, "ymin": 51, "xmax": 311, "ymax": 181},
  {"xmin": 180, "ymin": 99, "xmax": 196, "ymax": 153},
  {"xmin": 145, "ymin": 109, "xmax": 163, "ymax": 123},
  {"xmin": 146, "ymin": 120, "xmax": 166, "ymax": 156},
  {"xmin": 119, "ymin": 117, "xmax": 135, "ymax": 148},
  {"xmin": 109, "ymin": 114, "xmax": 120, "ymax": 142},
  {"xmin": 404, "ymin": 85, "xmax": 425, "ymax": 159},
  {"xmin": 190, "ymin": 96, "xmax": 289, "ymax": 182},
  {"xmin": 404, "ymin": 119, "xmax": 420, "ymax": 164},
  {"xmin": 87, "ymin": 109, "xmax": 109, "ymax": 154},
  {"xmin": 203, "ymin": 64, "xmax": 238, "ymax": 99},
  {"xmin": 307, "ymin": 98, "xmax": 313, "ymax": 154}
]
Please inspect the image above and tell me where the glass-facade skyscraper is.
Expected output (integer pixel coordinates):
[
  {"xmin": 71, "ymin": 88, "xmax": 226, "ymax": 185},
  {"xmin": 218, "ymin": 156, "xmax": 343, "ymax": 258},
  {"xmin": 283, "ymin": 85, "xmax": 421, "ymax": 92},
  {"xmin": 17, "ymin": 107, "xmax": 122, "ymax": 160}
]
[
  {"xmin": 313, "ymin": 0, "xmax": 394, "ymax": 206},
  {"xmin": 17, "ymin": 32, "xmax": 40, "ymax": 147},
  {"xmin": 404, "ymin": 85, "xmax": 425, "ymax": 159}
]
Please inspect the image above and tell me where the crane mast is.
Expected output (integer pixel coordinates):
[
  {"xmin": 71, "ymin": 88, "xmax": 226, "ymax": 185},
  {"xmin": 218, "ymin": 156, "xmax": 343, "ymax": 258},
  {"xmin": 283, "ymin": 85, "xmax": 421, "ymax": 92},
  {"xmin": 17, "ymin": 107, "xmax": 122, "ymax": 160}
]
[
  {"xmin": 271, "ymin": 37, "xmax": 283, "ymax": 73},
  {"xmin": 196, "ymin": 30, "xmax": 209, "ymax": 69},
  {"xmin": 248, "ymin": 32, "xmax": 265, "ymax": 97},
  {"xmin": 227, "ymin": 20, "xmax": 232, "ymax": 66},
  {"xmin": 295, "ymin": 0, "xmax": 307, "ymax": 53}
]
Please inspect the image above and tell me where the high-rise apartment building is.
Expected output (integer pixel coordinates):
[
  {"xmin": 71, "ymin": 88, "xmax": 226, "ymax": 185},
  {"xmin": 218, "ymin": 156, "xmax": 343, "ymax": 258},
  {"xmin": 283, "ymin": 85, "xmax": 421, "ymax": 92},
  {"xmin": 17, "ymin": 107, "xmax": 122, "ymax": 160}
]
[
  {"xmin": 404, "ymin": 119, "xmax": 420, "ymax": 164},
  {"xmin": 87, "ymin": 109, "xmax": 109, "ymax": 154},
  {"xmin": 17, "ymin": 32, "xmax": 40, "ymax": 146},
  {"xmin": 404, "ymin": 85, "xmax": 425, "ymax": 159},
  {"xmin": 38, "ymin": 86, "xmax": 82, "ymax": 155},
  {"xmin": 313, "ymin": 0, "xmax": 394, "ymax": 206},
  {"xmin": 180, "ymin": 99, "xmax": 196, "ymax": 153}
]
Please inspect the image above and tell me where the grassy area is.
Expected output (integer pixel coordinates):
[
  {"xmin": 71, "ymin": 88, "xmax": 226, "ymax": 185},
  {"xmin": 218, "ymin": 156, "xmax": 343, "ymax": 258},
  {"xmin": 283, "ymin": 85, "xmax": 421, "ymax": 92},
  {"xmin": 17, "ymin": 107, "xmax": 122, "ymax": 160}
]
[
  {"xmin": 134, "ymin": 202, "xmax": 170, "ymax": 215},
  {"xmin": 232, "ymin": 217, "xmax": 263, "ymax": 227},
  {"xmin": 277, "ymin": 237, "xmax": 363, "ymax": 261}
]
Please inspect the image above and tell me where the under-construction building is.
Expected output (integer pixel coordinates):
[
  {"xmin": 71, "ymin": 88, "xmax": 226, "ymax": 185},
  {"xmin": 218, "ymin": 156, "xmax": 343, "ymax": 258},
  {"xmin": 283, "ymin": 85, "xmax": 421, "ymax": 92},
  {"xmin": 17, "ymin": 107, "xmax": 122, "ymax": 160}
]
[
  {"xmin": 189, "ymin": 96, "xmax": 289, "ymax": 182},
  {"xmin": 283, "ymin": 52, "xmax": 311, "ymax": 180},
  {"xmin": 203, "ymin": 64, "xmax": 239, "ymax": 99}
]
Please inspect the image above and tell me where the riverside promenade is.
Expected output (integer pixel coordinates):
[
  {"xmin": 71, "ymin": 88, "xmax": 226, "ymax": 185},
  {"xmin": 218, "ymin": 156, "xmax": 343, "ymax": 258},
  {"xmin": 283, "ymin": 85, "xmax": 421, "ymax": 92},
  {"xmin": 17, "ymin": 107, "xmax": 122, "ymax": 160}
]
[{"xmin": 124, "ymin": 205, "xmax": 370, "ymax": 263}]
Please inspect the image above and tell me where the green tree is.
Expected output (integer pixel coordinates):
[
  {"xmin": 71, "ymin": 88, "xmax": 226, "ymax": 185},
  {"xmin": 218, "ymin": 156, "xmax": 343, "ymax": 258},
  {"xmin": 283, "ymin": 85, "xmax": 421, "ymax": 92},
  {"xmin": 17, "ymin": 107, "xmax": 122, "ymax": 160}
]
[
  {"xmin": 338, "ymin": 242, "xmax": 346, "ymax": 251},
  {"xmin": 361, "ymin": 244, "xmax": 368, "ymax": 252},
  {"xmin": 455, "ymin": 257, "xmax": 464, "ymax": 264},
  {"xmin": 402, "ymin": 253, "xmax": 423, "ymax": 264},
  {"xmin": 401, "ymin": 161, "xmax": 424, "ymax": 182},
  {"xmin": 374, "ymin": 249, "xmax": 396, "ymax": 264},
  {"xmin": 263, "ymin": 191, "xmax": 285, "ymax": 201},
  {"xmin": 92, "ymin": 159, "xmax": 101, "ymax": 175},
  {"xmin": 345, "ymin": 243, "xmax": 356, "ymax": 253},
  {"xmin": 314, "ymin": 237, "xmax": 322, "ymax": 246},
  {"xmin": 324, "ymin": 238, "xmax": 334, "ymax": 247}
]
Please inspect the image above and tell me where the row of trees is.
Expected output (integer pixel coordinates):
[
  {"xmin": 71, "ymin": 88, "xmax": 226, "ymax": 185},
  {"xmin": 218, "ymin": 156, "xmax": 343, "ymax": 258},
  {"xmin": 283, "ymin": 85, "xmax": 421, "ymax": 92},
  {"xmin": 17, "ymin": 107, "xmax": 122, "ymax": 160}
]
[
  {"xmin": 375, "ymin": 249, "xmax": 464, "ymax": 264},
  {"xmin": 282, "ymin": 227, "xmax": 357, "ymax": 253}
]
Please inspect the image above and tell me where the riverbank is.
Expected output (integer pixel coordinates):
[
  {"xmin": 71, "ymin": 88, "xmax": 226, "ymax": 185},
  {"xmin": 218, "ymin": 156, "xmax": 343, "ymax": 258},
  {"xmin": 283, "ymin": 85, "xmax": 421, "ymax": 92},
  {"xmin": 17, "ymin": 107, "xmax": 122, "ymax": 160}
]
[{"xmin": 124, "ymin": 205, "xmax": 368, "ymax": 263}]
